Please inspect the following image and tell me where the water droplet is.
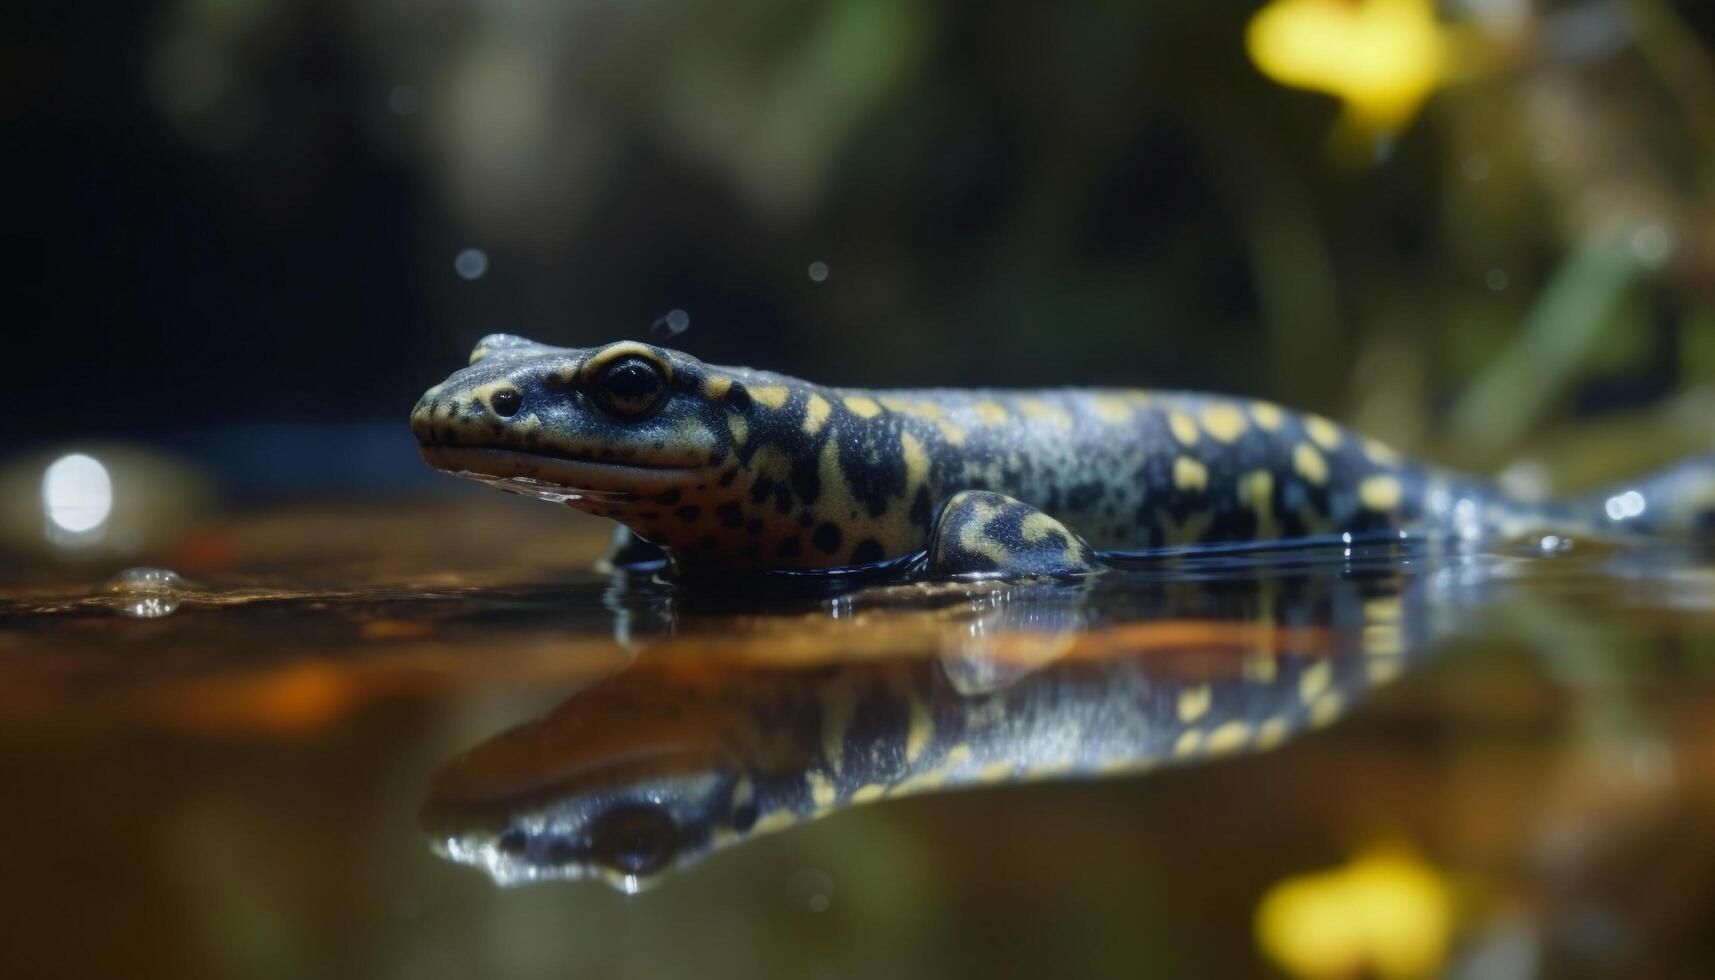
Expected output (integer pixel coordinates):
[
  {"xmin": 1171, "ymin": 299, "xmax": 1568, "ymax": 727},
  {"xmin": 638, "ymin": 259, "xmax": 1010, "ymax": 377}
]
[
  {"xmin": 1485, "ymin": 268, "xmax": 1509, "ymax": 291},
  {"xmin": 104, "ymin": 567, "xmax": 195, "ymax": 619},
  {"xmin": 650, "ymin": 309, "xmax": 690, "ymax": 339},
  {"xmin": 807, "ymin": 261, "xmax": 830, "ymax": 283},
  {"xmin": 454, "ymin": 248, "xmax": 489, "ymax": 280}
]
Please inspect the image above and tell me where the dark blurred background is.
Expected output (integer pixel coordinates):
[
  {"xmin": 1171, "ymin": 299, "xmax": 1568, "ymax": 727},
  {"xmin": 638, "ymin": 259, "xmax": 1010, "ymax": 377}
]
[{"xmin": 7, "ymin": 0, "xmax": 1715, "ymax": 494}]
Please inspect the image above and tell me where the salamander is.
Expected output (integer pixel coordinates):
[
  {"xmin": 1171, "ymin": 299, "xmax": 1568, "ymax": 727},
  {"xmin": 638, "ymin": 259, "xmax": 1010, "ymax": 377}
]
[
  {"xmin": 412, "ymin": 335, "xmax": 1715, "ymax": 579},
  {"xmin": 420, "ymin": 544, "xmax": 1452, "ymax": 891}
]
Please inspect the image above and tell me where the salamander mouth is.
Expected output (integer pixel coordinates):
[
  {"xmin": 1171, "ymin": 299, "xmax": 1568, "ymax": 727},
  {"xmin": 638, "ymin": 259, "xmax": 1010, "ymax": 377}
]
[{"xmin": 419, "ymin": 446, "xmax": 698, "ymax": 502}]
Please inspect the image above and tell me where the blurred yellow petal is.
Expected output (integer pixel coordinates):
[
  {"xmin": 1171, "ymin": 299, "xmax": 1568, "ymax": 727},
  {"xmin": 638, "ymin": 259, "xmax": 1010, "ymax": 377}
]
[
  {"xmin": 1256, "ymin": 841, "xmax": 1455, "ymax": 980},
  {"xmin": 1247, "ymin": 0, "xmax": 1450, "ymax": 146}
]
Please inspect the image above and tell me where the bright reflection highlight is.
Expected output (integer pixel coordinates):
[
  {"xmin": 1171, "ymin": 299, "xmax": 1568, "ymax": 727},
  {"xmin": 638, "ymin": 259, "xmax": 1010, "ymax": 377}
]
[{"xmin": 42, "ymin": 453, "xmax": 113, "ymax": 534}]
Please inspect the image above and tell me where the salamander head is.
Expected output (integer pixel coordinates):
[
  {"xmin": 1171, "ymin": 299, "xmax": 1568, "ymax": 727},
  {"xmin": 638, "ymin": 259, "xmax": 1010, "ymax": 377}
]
[{"xmin": 412, "ymin": 335, "xmax": 756, "ymax": 538}]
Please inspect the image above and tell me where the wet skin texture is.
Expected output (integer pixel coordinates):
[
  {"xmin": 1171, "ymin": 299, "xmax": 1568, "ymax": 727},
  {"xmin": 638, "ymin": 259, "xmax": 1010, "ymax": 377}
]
[{"xmin": 414, "ymin": 336, "xmax": 1715, "ymax": 579}]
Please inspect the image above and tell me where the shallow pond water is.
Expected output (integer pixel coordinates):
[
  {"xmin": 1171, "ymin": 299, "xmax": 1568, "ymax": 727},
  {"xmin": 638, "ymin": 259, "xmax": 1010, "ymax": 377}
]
[{"xmin": 3, "ymin": 499, "xmax": 1715, "ymax": 979}]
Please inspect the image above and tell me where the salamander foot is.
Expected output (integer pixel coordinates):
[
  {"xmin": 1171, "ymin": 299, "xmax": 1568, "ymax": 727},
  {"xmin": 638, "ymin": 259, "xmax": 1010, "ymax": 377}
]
[{"xmin": 927, "ymin": 491, "xmax": 1099, "ymax": 580}]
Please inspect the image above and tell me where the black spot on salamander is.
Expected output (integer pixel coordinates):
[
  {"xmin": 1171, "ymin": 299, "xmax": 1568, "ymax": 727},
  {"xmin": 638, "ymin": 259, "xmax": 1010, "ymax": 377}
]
[
  {"xmin": 812, "ymin": 522, "xmax": 842, "ymax": 555},
  {"xmin": 789, "ymin": 451, "xmax": 821, "ymax": 505},
  {"xmin": 797, "ymin": 512, "xmax": 816, "ymax": 528},
  {"xmin": 909, "ymin": 485, "xmax": 933, "ymax": 528},
  {"xmin": 746, "ymin": 518, "xmax": 763, "ymax": 536},
  {"xmin": 655, "ymin": 489, "xmax": 682, "ymax": 506},
  {"xmin": 717, "ymin": 467, "xmax": 739, "ymax": 487},
  {"xmin": 850, "ymin": 539, "xmax": 884, "ymax": 564},
  {"xmin": 676, "ymin": 505, "xmax": 701, "ymax": 522},
  {"xmin": 717, "ymin": 502, "xmax": 745, "ymax": 528},
  {"xmin": 777, "ymin": 536, "xmax": 802, "ymax": 559},
  {"xmin": 773, "ymin": 484, "xmax": 794, "ymax": 514},
  {"xmin": 727, "ymin": 384, "xmax": 752, "ymax": 411},
  {"xmin": 732, "ymin": 801, "xmax": 758, "ymax": 833},
  {"xmin": 749, "ymin": 476, "xmax": 774, "ymax": 505}
]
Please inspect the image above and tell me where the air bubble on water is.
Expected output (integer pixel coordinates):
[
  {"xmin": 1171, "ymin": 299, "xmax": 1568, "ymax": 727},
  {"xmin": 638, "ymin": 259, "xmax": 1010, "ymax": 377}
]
[
  {"xmin": 104, "ymin": 567, "xmax": 195, "ymax": 619},
  {"xmin": 454, "ymin": 248, "xmax": 489, "ymax": 280},
  {"xmin": 807, "ymin": 261, "xmax": 829, "ymax": 283},
  {"xmin": 650, "ymin": 309, "xmax": 690, "ymax": 339}
]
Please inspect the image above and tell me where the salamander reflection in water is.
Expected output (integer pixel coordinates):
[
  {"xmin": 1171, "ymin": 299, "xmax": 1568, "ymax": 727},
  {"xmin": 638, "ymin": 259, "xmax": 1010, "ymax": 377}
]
[{"xmin": 420, "ymin": 541, "xmax": 1475, "ymax": 892}]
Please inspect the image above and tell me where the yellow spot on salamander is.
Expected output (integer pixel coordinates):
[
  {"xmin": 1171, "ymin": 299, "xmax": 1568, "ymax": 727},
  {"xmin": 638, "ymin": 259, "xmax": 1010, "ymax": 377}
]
[
  {"xmin": 1241, "ymin": 469, "xmax": 1276, "ymax": 532},
  {"xmin": 1174, "ymin": 729, "xmax": 1204, "ymax": 758},
  {"xmin": 1168, "ymin": 410, "xmax": 1201, "ymax": 446},
  {"xmin": 974, "ymin": 401, "xmax": 1008, "ymax": 425},
  {"xmin": 1359, "ymin": 474, "xmax": 1403, "ymax": 511},
  {"xmin": 1368, "ymin": 658, "xmax": 1403, "ymax": 684},
  {"xmin": 1200, "ymin": 403, "xmax": 1250, "ymax": 443},
  {"xmin": 1293, "ymin": 442, "xmax": 1329, "ymax": 485},
  {"xmin": 900, "ymin": 431, "xmax": 929, "ymax": 493},
  {"xmin": 1174, "ymin": 455, "xmax": 1209, "ymax": 492},
  {"xmin": 807, "ymin": 771, "xmax": 837, "ymax": 808},
  {"xmin": 906, "ymin": 696, "xmax": 933, "ymax": 764},
  {"xmin": 751, "ymin": 810, "xmax": 797, "ymax": 835},
  {"xmin": 1363, "ymin": 437, "xmax": 1400, "ymax": 464},
  {"xmin": 1300, "ymin": 659, "xmax": 1332, "ymax": 704},
  {"xmin": 1251, "ymin": 402, "xmax": 1284, "ymax": 432},
  {"xmin": 844, "ymin": 395, "xmax": 882, "ymax": 418},
  {"xmin": 850, "ymin": 784, "xmax": 887, "ymax": 803},
  {"xmin": 1019, "ymin": 511, "xmax": 1063, "ymax": 544},
  {"xmin": 1364, "ymin": 596, "xmax": 1402, "ymax": 622},
  {"xmin": 703, "ymin": 375, "xmax": 733, "ymax": 399},
  {"xmin": 1243, "ymin": 653, "xmax": 1278, "ymax": 682},
  {"xmin": 1178, "ymin": 685, "xmax": 1212, "ymax": 724},
  {"xmin": 1255, "ymin": 717, "xmax": 1292, "ymax": 751},
  {"xmin": 727, "ymin": 414, "xmax": 749, "ymax": 445},
  {"xmin": 468, "ymin": 347, "xmax": 489, "ymax": 364},
  {"xmin": 751, "ymin": 384, "xmax": 791, "ymax": 410},
  {"xmin": 936, "ymin": 419, "xmax": 967, "ymax": 445},
  {"xmin": 1092, "ymin": 395, "xmax": 1134, "ymax": 425},
  {"xmin": 1363, "ymin": 623, "xmax": 1403, "ymax": 657},
  {"xmin": 1310, "ymin": 691, "xmax": 1345, "ymax": 728},
  {"xmin": 802, "ymin": 393, "xmax": 832, "ymax": 436},
  {"xmin": 978, "ymin": 760, "xmax": 1014, "ymax": 783},
  {"xmin": 943, "ymin": 744, "xmax": 973, "ymax": 771},
  {"xmin": 1305, "ymin": 414, "xmax": 1344, "ymax": 451},
  {"xmin": 1204, "ymin": 721, "xmax": 1251, "ymax": 756},
  {"xmin": 1019, "ymin": 398, "xmax": 1072, "ymax": 428}
]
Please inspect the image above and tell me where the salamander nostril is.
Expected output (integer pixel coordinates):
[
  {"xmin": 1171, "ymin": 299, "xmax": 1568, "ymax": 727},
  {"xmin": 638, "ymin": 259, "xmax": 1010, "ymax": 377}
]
[{"xmin": 490, "ymin": 389, "xmax": 522, "ymax": 418}]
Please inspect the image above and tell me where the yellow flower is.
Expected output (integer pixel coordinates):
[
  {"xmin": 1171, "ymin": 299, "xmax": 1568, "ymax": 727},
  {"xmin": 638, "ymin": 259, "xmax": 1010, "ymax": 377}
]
[
  {"xmin": 1255, "ymin": 841, "xmax": 1455, "ymax": 980},
  {"xmin": 1246, "ymin": 0, "xmax": 1450, "ymax": 158}
]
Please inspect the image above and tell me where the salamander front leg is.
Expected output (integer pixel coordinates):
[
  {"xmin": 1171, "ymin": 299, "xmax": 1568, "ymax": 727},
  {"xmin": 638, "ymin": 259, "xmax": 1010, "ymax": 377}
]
[{"xmin": 926, "ymin": 491, "xmax": 1100, "ymax": 580}]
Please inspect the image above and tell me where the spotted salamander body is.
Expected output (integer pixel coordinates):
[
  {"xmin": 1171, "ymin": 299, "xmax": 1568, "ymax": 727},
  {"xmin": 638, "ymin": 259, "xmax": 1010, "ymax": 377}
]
[{"xmin": 413, "ymin": 336, "xmax": 1715, "ymax": 579}]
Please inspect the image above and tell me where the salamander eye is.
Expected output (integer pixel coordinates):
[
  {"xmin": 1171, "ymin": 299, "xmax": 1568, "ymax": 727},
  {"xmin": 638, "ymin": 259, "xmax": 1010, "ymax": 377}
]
[
  {"xmin": 591, "ymin": 356, "xmax": 668, "ymax": 419},
  {"xmin": 587, "ymin": 804, "xmax": 678, "ymax": 877}
]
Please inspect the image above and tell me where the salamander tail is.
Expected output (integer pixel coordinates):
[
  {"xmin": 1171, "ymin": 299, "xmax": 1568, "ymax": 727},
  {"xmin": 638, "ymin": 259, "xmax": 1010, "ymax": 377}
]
[{"xmin": 1571, "ymin": 451, "xmax": 1715, "ymax": 537}]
